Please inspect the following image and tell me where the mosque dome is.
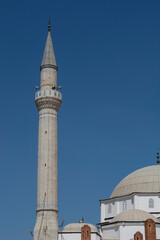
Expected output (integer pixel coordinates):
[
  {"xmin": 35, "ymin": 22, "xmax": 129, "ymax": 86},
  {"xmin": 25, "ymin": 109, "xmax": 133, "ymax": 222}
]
[
  {"xmin": 111, "ymin": 165, "xmax": 160, "ymax": 198},
  {"xmin": 62, "ymin": 223, "xmax": 98, "ymax": 233},
  {"xmin": 111, "ymin": 209, "xmax": 159, "ymax": 223}
]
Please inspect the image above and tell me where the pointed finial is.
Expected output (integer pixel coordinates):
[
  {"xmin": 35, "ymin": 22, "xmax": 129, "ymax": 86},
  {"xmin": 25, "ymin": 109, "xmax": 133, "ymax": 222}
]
[
  {"xmin": 79, "ymin": 217, "xmax": 84, "ymax": 223},
  {"xmin": 48, "ymin": 17, "xmax": 51, "ymax": 32},
  {"xmin": 157, "ymin": 151, "xmax": 159, "ymax": 164}
]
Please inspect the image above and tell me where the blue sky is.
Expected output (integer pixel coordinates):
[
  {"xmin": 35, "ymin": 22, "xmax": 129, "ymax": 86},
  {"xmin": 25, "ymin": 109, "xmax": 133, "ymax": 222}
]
[{"xmin": 1, "ymin": 0, "xmax": 160, "ymax": 239}]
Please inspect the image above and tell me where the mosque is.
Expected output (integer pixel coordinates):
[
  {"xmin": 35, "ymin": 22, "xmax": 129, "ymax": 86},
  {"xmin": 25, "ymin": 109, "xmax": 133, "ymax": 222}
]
[{"xmin": 33, "ymin": 20, "xmax": 160, "ymax": 240}]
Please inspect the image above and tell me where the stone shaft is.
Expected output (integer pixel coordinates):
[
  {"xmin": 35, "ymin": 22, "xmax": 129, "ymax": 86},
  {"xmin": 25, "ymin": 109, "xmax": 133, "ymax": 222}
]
[
  {"xmin": 34, "ymin": 29, "xmax": 62, "ymax": 240},
  {"xmin": 37, "ymin": 107, "xmax": 58, "ymax": 212}
]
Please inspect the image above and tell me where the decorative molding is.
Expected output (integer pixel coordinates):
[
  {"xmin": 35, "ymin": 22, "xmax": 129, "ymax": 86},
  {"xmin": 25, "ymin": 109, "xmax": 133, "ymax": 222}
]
[
  {"xmin": 35, "ymin": 96, "xmax": 61, "ymax": 111},
  {"xmin": 37, "ymin": 202, "xmax": 58, "ymax": 207},
  {"xmin": 39, "ymin": 115, "xmax": 57, "ymax": 119},
  {"xmin": 40, "ymin": 64, "xmax": 58, "ymax": 71},
  {"xmin": 36, "ymin": 208, "xmax": 58, "ymax": 213}
]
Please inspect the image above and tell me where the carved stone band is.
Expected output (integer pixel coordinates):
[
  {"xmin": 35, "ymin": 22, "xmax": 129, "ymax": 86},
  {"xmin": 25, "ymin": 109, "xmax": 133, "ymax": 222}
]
[{"xmin": 35, "ymin": 96, "xmax": 62, "ymax": 111}]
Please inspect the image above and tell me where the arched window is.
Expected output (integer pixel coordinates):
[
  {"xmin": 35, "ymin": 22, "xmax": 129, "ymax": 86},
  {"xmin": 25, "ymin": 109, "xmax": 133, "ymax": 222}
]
[
  {"xmin": 149, "ymin": 198, "xmax": 154, "ymax": 208},
  {"xmin": 123, "ymin": 200, "xmax": 127, "ymax": 211},
  {"xmin": 108, "ymin": 203, "xmax": 112, "ymax": 213},
  {"xmin": 145, "ymin": 219, "xmax": 156, "ymax": 239},
  {"xmin": 134, "ymin": 231, "xmax": 143, "ymax": 240}
]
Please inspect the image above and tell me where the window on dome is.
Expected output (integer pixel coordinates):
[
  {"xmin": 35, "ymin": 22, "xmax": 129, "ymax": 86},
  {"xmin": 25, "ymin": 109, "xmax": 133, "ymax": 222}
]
[
  {"xmin": 149, "ymin": 198, "xmax": 154, "ymax": 208},
  {"xmin": 123, "ymin": 200, "xmax": 127, "ymax": 211},
  {"xmin": 108, "ymin": 203, "xmax": 112, "ymax": 213}
]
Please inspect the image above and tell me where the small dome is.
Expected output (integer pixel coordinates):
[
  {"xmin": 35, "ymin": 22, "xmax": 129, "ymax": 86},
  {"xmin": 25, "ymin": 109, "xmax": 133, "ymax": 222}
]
[
  {"xmin": 111, "ymin": 209, "xmax": 159, "ymax": 223},
  {"xmin": 62, "ymin": 223, "xmax": 98, "ymax": 233},
  {"xmin": 111, "ymin": 165, "xmax": 160, "ymax": 198}
]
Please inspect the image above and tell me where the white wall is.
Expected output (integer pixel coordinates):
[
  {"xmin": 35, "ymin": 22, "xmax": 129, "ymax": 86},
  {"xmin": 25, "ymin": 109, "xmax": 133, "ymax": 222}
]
[
  {"xmin": 101, "ymin": 194, "xmax": 160, "ymax": 223},
  {"xmin": 96, "ymin": 234, "xmax": 101, "ymax": 240},
  {"xmin": 104, "ymin": 201, "xmax": 117, "ymax": 219},
  {"xmin": 119, "ymin": 224, "xmax": 144, "ymax": 240},
  {"xmin": 155, "ymin": 224, "xmax": 160, "ymax": 239},
  {"xmin": 138, "ymin": 195, "xmax": 160, "ymax": 217},
  {"xmin": 101, "ymin": 223, "xmax": 145, "ymax": 240},
  {"xmin": 101, "ymin": 225, "xmax": 119, "ymax": 239},
  {"xmin": 101, "ymin": 196, "xmax": 134, "ymax": 222},
  {"xmin": 133, "ymin": 195, "xmax": 139, "ymax": 209},
  {"xmin": 100, "ymin": 202, "xmax": 105, "ymax": 222},
  {"xmin": 119, "ymin": 197, "xmax": 134, "ymax": 213},
  {"xmin": 101, "ymin": 222, "xmax": 160, "ymax": 240},
  {"xmin": 60, "ymin": 233, "xmax": 81, "ymax": 240}
]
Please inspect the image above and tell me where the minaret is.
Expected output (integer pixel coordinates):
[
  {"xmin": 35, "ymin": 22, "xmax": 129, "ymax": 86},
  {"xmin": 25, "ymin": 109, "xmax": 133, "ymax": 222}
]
[{"xmin": 34, "ymin": 19, "xmax": 62, "ymax": 240}]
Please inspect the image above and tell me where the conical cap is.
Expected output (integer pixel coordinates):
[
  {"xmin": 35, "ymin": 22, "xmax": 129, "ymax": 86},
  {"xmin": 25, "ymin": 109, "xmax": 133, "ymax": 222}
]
[{"xmin": 41, "ymin": 32, "xmax": 57, "ymax": 69}]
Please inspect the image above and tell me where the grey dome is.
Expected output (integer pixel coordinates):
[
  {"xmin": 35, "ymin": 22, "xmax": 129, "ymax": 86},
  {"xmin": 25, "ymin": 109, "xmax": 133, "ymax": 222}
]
[
  {"xmin": 111, "ymin": 209, "xmax": 159, "ymax": 223},
  {"xmin": 111, "ymin": 165, "xmax": 160, "ymax": 198},
  {"xmin": 62, "ymin": 223, "xmax": 98, "ymax": 233}
]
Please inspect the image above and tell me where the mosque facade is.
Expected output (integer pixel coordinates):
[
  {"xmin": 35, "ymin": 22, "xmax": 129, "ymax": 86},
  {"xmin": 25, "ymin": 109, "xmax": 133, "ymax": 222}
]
[{"xmin": 33, "ymin": 22, "xmax": 160, "ymax": 240}]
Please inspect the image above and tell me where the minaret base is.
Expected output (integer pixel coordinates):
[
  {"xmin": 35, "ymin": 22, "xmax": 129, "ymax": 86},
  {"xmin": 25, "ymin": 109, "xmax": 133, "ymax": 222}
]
[{"xmin": 34, "ymin": 211, "xmax": 58, "ymax": 240}]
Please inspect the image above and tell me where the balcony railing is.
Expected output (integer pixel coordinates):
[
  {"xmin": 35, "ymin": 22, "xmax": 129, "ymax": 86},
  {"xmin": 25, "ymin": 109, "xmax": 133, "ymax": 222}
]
[{"xmin": 35, "ymin": 89, "xmax": 62, "ymax": 101}]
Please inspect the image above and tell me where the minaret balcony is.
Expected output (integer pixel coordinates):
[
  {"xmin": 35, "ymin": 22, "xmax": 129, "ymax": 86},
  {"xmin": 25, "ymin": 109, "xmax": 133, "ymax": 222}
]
[
  {"xmin": 35, "ymin": 89, "xmax": 62, "ymax": 111},
  {"xmin": 35, "ymin": 89, "xmax": 62, "ymax": 101}
]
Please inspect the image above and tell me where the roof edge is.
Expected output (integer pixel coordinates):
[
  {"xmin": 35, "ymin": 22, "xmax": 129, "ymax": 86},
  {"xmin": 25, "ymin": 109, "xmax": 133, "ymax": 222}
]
[
  {"xmin": 98, "ymin": 221, "xmax": 160, "ymax": 226},
  {"xmin": 100, "ymin": 192, "xmax": 160, "ymax": 202}
]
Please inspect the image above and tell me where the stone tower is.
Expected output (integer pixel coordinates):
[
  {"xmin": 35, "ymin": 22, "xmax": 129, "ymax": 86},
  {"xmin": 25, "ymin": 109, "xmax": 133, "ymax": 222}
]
[{"xmin": 34, "ymin": 20, "xmax": 62, "ymax": 240}]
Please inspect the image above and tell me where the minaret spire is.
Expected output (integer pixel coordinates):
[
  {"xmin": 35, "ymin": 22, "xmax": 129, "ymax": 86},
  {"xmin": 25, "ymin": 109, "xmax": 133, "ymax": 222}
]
[{"xmin": 40, "ymin": 18, "xmax": 57, "ymax": 71}]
